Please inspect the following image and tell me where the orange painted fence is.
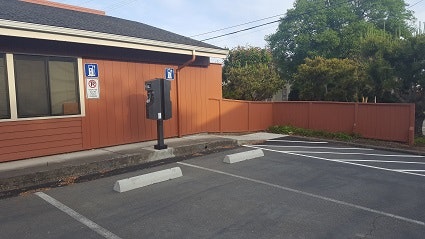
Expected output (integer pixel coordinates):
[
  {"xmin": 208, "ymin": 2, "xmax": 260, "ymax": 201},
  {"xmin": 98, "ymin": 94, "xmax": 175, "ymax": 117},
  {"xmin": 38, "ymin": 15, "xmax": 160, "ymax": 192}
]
[
  {"xmin": 208, "ymin": 99, "xmax": 273, "ymax": 133},
  {"xmin": 208, "ymin": 99, "xmax": 415, "ymax": 145}
]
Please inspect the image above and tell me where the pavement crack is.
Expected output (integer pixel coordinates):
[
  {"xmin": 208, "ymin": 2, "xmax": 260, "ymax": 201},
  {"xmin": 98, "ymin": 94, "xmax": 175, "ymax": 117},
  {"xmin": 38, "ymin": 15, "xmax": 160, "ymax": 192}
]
[{"xmin": 365, "ymin": 215, "xmax": 383, "ymax": 238}]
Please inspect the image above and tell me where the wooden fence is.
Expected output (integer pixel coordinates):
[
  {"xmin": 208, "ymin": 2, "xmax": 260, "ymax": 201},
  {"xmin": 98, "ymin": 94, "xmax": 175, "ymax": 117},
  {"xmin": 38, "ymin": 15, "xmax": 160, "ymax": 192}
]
[{"xmin": 208, "ymin": 99, "xmax": 415, "ymax": 145}]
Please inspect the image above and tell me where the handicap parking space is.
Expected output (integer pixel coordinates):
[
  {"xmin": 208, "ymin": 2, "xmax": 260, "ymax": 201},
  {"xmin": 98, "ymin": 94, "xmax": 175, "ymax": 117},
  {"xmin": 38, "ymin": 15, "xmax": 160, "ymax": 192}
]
[{"xmin": 1, "ymin": 138, "xmax": 425, "ymax": 238}]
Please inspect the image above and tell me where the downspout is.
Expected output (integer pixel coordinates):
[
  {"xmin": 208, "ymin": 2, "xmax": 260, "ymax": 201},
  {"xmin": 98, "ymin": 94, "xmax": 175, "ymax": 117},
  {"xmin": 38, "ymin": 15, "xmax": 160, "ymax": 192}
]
[{"xmin": 176, "ymin": 50, "xmax": 196, "ymax": 137}]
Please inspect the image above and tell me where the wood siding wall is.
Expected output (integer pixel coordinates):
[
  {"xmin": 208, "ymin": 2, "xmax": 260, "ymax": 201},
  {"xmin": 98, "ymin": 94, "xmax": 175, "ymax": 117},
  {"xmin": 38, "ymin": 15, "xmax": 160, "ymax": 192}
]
[
  {"xmin": 0, "ymin": 118, "xmax": 83, "ymax": 162},
  {"xmin": 81, "ymin": 59, "xmax": 223, "ymax": 149},
  {"xmin": 0, "ymin": 58, "xmax": 222, "ymax": 162}
]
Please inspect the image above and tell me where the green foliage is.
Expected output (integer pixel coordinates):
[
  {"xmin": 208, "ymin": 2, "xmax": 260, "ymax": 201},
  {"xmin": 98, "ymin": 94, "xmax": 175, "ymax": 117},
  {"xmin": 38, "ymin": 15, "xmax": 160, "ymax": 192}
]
[
  {"xmin": 268, "ymin": 125, "xmax": 359, "ymax": 141},
  {"xmin": 267, "ymin": 0, "xmax": 414, "ymax": 81},
  {"xmin": 389, "ymin": 34, "xmax": 425, "ymax": 135},
  {"xmin": 292, "ymin": 57, "xmax": 366, "ymax": 101},
  {"xmin": 223, "ymin": 46, "xmax": 272, "ymax": 68},
  {"xmin": 263, "ymin": 0, "xmax": 424, "ymax": 135},
  {"xmin": 415, "ymin": 137, "xmax": 425, "ymax": 146},
  {"xmin": 222, "ymin": 46, "xmax": 284, "ymax": 101},
  {"xmin": 357, "ymin": 27, "xmax": 402, "ymax": 102},
  {"xmin": 352, "ymin": 0, "xmax": 414, "ymax": 36}
]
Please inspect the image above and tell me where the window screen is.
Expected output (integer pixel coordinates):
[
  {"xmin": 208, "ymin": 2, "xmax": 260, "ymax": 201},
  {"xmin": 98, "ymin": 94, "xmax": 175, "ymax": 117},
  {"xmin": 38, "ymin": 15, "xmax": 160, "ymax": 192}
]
[
  {"xmin": 14, "ymin": 55, "xmax": 80, "ymax": 118},
  {"xmin": 0, "ymin": 54, "xmax": 10, "ymax": 119}
]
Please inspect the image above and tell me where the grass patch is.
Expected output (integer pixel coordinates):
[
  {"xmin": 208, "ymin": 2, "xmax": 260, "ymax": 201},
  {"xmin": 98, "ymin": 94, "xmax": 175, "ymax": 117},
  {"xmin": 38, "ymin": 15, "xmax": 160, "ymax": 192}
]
[
  {"xmin": 415, "ymin": 136, "xmax": 425, "ymax": 146},
  {"xmin": 268, "ymin": 125, "xmax": 359, "ymax": 141}
]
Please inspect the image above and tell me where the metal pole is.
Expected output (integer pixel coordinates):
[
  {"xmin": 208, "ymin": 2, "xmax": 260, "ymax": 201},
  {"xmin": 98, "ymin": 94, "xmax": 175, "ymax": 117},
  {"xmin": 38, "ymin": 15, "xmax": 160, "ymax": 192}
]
[
  {"xmin": 154, "ymin": 119, "xmax": 167, "ymax": 149},
  {"xmin": 154, "ymin": 79, "xmax": 168, "ymax": 150}
]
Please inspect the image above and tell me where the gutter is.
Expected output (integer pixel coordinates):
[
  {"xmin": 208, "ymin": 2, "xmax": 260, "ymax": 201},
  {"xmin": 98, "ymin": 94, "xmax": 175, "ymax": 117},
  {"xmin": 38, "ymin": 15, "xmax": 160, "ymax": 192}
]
[{"xmin": 176, "ymin": 50, "xmax": 197, "ymax": 137}]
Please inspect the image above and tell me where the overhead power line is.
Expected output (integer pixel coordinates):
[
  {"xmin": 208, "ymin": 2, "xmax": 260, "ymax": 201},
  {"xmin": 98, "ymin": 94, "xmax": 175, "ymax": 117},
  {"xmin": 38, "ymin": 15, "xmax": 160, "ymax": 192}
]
[
  {"xmin": 78, "ymin": 0, "xmax": 97, "ymax": 5},
  {"xmin": 61, "ymin": 0, "xmax": 96, "ymax": 5},
  {"xmin": 409, "ymin": 0, "xmax": 425, "ymax": 8},
  {"xmin": 200, "ymin": 0, "xmax": 352, "ymax": 42},
  {"xmin": 201, "ymin": 20, "xmax": 280, "ymax": 41},
  {"xmin": 190, "ymin": 14, "xmax": 284, "ymax": 38},
  {"xmin": 104, "ymin": 0, "xmax": 140, "ymax": 12}
]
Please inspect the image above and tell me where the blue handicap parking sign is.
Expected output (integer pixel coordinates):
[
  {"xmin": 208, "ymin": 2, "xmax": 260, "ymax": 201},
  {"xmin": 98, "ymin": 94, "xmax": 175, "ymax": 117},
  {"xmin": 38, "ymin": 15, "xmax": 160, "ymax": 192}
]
[
  {"xmin": 85, "ymin": 63, "xmax": 99, "ymax": 78},
  {"xmin": 165, "ymin": 68, "xmax": 174, "ymax": 80}
]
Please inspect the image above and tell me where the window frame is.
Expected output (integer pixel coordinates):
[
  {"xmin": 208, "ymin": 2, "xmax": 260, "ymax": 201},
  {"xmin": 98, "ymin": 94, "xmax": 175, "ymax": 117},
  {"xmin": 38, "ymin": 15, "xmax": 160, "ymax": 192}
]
[
  {"xmin": 0, "ymin": 53, "xmax": 11, "ymax": 119},
  {"xmin": 0, "ymin": 53, "xmax": 85, "ymax": 122}
]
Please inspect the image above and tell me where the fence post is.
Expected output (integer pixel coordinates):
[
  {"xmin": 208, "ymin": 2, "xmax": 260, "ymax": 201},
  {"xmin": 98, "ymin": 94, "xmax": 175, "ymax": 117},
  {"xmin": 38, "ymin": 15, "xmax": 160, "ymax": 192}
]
[
  {"xmin": 353, "ymin": 103, "xmax": 359, "ymax": 134},
  {"xmin": 408, "ymin": 104, "xmax": 415, "ymax": 145},
  {"xmin": 219, "ymin": 99, "xmax": 222, "ymax": 133},
  {"xmin": 308, "ymin": 102, "xmax": 312, "ymax": 129},
  {"xmin": 248, "ymin": 101, "xmax": 251, "ymax": 132}
]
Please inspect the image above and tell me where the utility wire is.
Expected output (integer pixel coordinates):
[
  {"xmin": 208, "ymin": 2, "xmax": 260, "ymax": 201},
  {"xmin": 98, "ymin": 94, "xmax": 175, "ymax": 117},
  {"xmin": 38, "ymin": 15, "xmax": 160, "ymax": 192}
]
[
  {"xmin": 59, "ymin": 0, "xmax": 96, "ymax": 5},
  {"xmin": 409, "ymin": 0, "xmax": 425, "ymax": 8},
  {"xmin": 190, "ymin": 14, "xmax": 284, "ymax": 38},
  {"xmin": 77, "ymin": 0, "xmax": 97, "ymax": 5},
  {"xmin": 208, "ymin": 24, "xmax": 278, "ymax": 46},
  {"xmin": 201, "ymin": 20, "xmax": 280, "ymax": 41},
  {"xmin": 200, "ymin": 0, "xmax": 351, "ymax": 42},
  {"xmin": 104, "ymin": 0, "xmax": 140, "ymax": 12}
]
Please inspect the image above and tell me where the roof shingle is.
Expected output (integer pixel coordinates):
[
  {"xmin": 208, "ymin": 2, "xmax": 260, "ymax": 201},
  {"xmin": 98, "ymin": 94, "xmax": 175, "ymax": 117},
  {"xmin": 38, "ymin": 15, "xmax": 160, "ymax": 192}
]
[{"xmin": 0, "ymin": 0, "xmax": 223, "ymax": 50}]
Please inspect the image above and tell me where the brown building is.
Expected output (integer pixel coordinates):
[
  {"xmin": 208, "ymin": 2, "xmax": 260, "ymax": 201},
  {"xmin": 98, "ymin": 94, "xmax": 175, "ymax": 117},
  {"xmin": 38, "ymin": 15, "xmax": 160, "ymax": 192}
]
[{"xmin": 0, "ymin": 0, "xmax": 228, "ymax": 162}]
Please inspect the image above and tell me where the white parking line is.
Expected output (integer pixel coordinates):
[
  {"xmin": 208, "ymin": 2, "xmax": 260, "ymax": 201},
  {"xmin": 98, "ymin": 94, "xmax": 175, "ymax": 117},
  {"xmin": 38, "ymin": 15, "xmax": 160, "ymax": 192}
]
[
  {"xmin": 337, "ymin": 160, "xmax": 425, "ymax": 165},
  {"xmin": 255, "ymin": 145, "xmax": 373, "ymax": 151},
  {"xmin": 245, "ymin": 145, "xmax": 425, "ymax": 178},
  {"xmin": 267, "ymin": 140, "xmax": 328, "ymax": 144},
  {"xmin": 177, "ymin": 162, "xmax": 425, "ymax": 227},
  {"xmin": 396, "ymin": 170, "xmax": 425, "ymax": 172},
  {"xmin": 258, "ymin": 150, "xmax": 424, "ymax": 158},
  {"xmin": 35, "ymin": 192, "xmax": 122, "ymax": 239}
]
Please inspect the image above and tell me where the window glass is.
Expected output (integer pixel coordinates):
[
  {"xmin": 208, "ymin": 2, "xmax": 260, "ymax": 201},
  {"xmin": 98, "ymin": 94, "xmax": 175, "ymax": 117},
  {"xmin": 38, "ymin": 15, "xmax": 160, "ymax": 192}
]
[
  {"xmin": 14, "ymin": 55, "xmax": 80, "ymax": 118},
  {"xmin": 15, "ymin": 56, "xmax": 49, "ymax": 117},
  {"xmin": 0, "ymin": 54, "xmax": 10, "ymax": 119},
  {"xmin": 49, "ymin": 60, "xmax": 79, "ymax": 115}
]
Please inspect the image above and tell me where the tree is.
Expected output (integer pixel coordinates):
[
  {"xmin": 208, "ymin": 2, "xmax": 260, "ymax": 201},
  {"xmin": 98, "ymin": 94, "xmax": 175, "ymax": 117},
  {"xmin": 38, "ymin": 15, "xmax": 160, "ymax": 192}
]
[
  {"xmin": 267, "ymin": 0, "xmax": 414, "ymax": 81},
  {"xmin": 355, "ymin": 31, "xmax": 425, "ymax": 135},
  {"xmin": 222, "ymin": 46, "xmax": 284, "ymax": 101},
  {"xmin": 390, "ymin": 35, "xmax": 425, "ymax": 135},
  {"xmin": 357, "ymin": 27, "xmax": 401, "ymax": 102},
  {"xmin": 352, "ymin": 0, "xmax": 414, "ymax": 36},
  {"xmin": 293, "ymin": 57, "xmax": 367, "ymax": 101}
]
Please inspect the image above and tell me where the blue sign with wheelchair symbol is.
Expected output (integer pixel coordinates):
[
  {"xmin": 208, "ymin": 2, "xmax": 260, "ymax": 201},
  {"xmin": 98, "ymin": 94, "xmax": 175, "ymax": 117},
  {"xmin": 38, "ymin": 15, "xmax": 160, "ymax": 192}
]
[
  {"xmin": 85, "ymin": 63, "xmax": 99, "ymax": 78},
  {"xmin": 165, "ymin": 68, "xmax": 174, "ymax": 80}
]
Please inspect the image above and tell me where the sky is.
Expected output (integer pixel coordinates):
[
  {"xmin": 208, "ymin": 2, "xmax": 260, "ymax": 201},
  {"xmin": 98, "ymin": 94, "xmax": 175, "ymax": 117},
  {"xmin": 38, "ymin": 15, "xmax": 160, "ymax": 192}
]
[{"xmin": 53, "ymin": 0, "xmax": 425, "ymax": 50}]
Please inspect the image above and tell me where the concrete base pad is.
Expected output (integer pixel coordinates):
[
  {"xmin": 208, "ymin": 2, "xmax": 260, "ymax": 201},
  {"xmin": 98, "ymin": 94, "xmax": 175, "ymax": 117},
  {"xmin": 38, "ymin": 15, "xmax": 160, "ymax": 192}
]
[
  {"xmin": 223, "ymin": 149, "xmax": 264, "ymax": 164},
  {"xmin": 113, "ymin": 167, "xmax": 183, "ymax": 193}
]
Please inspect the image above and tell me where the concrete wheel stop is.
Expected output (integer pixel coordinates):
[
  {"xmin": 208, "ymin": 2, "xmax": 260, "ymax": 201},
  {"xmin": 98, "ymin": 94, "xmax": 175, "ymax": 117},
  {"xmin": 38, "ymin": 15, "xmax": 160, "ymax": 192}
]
[
  {"xmin": 223, "ymin": 149, "xmax": 264, "ymax": 164},
  {"xmin": 113, "ymin": 167, "xmax": 183, "ymax": 193}
]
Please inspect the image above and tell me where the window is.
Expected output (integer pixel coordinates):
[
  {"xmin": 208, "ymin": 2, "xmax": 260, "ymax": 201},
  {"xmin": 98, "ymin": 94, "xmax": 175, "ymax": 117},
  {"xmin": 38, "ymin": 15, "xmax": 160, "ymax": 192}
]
[
  {"xmin": 0, "ymin": 54, "xmax": 10, "ymax": 119},
  {"xmin": 14, "ymin": 55, "xmax": 80, "ymax": 118}
]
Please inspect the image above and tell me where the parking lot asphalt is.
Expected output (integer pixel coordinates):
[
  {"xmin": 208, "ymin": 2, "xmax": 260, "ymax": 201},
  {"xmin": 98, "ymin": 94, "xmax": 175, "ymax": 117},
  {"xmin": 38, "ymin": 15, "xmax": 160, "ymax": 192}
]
[{"xmin": 1, "ymin": 136, "xmax": 424, "ymax": 239}]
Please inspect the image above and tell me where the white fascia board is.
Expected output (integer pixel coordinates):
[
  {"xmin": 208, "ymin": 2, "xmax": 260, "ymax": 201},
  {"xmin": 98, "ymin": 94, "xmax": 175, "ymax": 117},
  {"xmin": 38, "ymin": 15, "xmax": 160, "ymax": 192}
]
[{"xmin": 0, "ymin": 19, "xmax": 229, "ymax": 59}]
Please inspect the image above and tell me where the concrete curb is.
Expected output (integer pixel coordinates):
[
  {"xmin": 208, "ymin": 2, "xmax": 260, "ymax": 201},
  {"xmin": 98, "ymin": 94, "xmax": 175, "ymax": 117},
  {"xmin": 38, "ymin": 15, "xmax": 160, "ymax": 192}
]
[{"xmin": 0, "ymin": 138, "xmax": 238, "ymax": 198}]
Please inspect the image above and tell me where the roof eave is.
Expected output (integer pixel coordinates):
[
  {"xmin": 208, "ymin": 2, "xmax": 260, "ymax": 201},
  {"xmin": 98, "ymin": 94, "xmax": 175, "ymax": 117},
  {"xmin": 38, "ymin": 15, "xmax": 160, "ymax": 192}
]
[{"xmin": 0, "ymin": 19, "xmax": 229, "ymax": 59}]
